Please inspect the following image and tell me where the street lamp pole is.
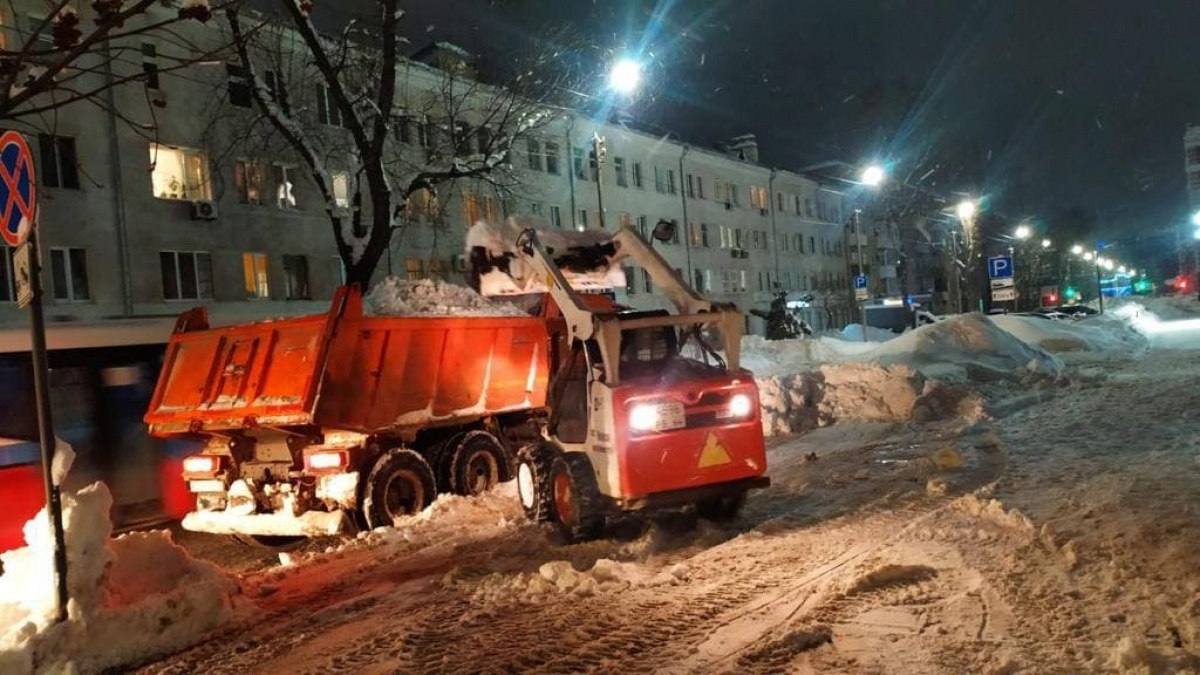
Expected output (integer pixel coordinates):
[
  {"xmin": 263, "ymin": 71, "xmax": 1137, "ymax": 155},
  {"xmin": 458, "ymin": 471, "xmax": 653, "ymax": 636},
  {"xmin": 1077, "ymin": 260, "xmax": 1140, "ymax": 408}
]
[
  {"xmin": 1094, "ymin": 250, "xmax": 1105, "ymax": 315},
  {"xmin": 591, "ymin": 132, "xmax": 606, "ymax": 230},
  {"xmin": 855, "ymin": 209, "xmax": 868, "ymax": 341}
]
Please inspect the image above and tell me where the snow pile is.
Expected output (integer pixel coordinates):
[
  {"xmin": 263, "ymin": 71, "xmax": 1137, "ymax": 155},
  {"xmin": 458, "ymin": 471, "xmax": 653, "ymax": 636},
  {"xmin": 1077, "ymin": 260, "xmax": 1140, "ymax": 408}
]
[
  {"xmin": 364, "ymin": 277, "xmax": 529, "ymax": 317},
  {"xmin": 756, "ymin": 364, "xmax": 984, "ymax": 437},
  {"xmin": 447, "ymin": 558, "xmax": 691, "ymax": 604},
  {"xmin": 837, "ymin": 323, "xmax": 900, "ymax": 342},
  {"xmin": 345, "ymin": 481, "xmax": 525, "ymax": 554},
  {"xmin": 739, "ymin": 335, "xmax": 876, "ymax": 376},
  {"xmin": 1111, "ymin": 295, "xmax": 1200, "ymax": 321},
  {"xmin": 988, "ymin": 314, "xmax": 1148, "ymax": 356},
  {"xmin": 870, "ymin": 313, "xmax": 1063, "ymax": 383},
  {"xmin": 0, "ymin": 483, "xmax": 238, "ymax": 675}
]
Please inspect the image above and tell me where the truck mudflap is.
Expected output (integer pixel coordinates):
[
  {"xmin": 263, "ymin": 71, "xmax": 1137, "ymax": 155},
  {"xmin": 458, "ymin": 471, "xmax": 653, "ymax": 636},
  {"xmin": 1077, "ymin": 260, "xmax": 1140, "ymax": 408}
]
[
  {"xmin": 181, "ymin": 509, "xmax": 349, "ymax": 537},
  {"xmin": 614, "ymin": 475, "xmax": 770, "ymax": 512}
]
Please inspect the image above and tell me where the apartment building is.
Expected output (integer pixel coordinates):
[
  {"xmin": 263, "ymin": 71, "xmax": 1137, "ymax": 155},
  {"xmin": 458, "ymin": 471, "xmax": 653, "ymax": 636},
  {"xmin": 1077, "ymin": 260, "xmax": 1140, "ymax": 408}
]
[{"xmin": 0, "ymin": 11, "xmax": 858, "ymax": 335}]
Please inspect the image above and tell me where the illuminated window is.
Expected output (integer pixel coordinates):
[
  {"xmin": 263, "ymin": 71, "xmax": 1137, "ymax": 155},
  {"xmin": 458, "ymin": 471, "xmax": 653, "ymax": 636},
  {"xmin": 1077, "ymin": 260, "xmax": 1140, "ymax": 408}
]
[
  {"xmin": 331, "ymin": 171, "xmax": 349, "ymax": 208},
  {"xmin": 404, "ymin": 258, "xmax": 424, "ymax": 281},
  {"xmin": 242, "ymin": 252, "xmax": 269, "ymax": 298},
  {"xmin": 149, "ymin": 143, "xmax": 211, "ymax": 201},
  {"xmin": 273, "ymin": 164, "xmax": 297, "ymax": 209},
  {"xmin": 463, "ymin": 191, "xmax": 479, "ymax": 226},
  {"xmin": 235, "ymin": 160, "xmax": 264, "ymax": 205}
]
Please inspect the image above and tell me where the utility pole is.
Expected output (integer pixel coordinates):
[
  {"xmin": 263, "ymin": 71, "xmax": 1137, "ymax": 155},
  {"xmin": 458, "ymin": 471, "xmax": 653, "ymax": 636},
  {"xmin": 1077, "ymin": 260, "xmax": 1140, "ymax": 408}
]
[{"xmin": 591, "ymin": 132, "xmax": 606, "ymax": 230}]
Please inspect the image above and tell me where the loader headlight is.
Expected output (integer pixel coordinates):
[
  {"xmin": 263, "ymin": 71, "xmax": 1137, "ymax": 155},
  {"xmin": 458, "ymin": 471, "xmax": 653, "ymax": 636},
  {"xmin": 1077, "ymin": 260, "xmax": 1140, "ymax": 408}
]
[
  {"xmin": 728, "ymin": 393, "xmax": 753, "ymax": 418},
  {"xmin": 629, "ymin": 404, "xmax": 660, "ymax": 432}
]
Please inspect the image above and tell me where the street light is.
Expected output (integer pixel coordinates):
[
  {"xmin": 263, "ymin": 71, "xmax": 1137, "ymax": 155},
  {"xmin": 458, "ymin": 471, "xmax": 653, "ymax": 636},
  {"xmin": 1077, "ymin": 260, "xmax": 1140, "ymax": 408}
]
[
  {"xmin": 1014, "ymin": 225, "xmax": 1032, "ymax": 240},
  {"xmin": 1071, "ymin": 244, "xmax": 1084, "ymax": 255},
  {"xmin": 1084, "ymin": 251, "xmax": 1094, "ymax": 261},
  {"xmin": 956, "ymin": 199, "xmax": 977, "ymax": 220},
  {"xmin": 1041, "ymin": 238, "xmax": 1052, "ymax": 249},
  {"xmin": 608, "ymin": 58, "xmax": 642, "ymax": 96},
  {"xmin": 860, "ymin": 164, "xmax": 885, "ymax": 188}
]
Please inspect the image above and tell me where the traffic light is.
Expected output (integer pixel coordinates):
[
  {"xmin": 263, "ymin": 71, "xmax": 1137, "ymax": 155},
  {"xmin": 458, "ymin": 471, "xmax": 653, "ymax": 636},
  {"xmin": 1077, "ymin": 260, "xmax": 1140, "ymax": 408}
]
[{"xmin": 1063, "ymin": 286, "xmax": 1078, "ymax": 300}]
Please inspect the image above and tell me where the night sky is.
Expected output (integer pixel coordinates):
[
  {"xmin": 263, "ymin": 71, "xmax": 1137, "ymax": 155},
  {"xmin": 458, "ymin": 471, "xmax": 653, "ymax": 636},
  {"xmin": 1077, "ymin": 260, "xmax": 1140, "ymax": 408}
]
[{"xmin": 371, "ymin": 1, "xmax": 1199, "ymax": 255}]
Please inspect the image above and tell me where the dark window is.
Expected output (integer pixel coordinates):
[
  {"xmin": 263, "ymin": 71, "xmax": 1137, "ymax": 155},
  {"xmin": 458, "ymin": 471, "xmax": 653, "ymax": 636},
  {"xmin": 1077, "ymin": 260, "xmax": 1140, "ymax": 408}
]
[
  {"xmin": 614, "ymin": 157, "xmax": 627, "ymax": 187},
  {"xmin": 263, "ymin": 70, "xmax": 288, "ymax": 110},
  {"xmin": 227, "ymin": 63, "xmax": 252, "ymax": 108},
  {"xmin": 544, "ymin": 142, "xmax": 560, "ymax": 174},
  {"xmin": 0, "ymin": 248, "xmax": 14, "ymax": 302},
  {"xmin": 50, "ymin": 248, "xmax": 89, "ymax": 301},
  {"xmin": 160, "ymin": 251, "xmax": 213, "ymax": 300},
  {"xmin": 572, "ymin": 147, "xmax": 587, "ymax": 180},
  {"xmin": 632, "ymin": 162, "xmax": 643, "ymax": 188},
  {"xmin": 141, "ymin": 43, "xmax": 160, "ymax": 90},
  {"xmin": 316, "ymin": 84, "xmax": 341, "ymax": 126},
  {"xmin": 395, "ymin": 115, "xmax": 412, "ymax": 144},
  {"xmin": 38, "ymin": 135, "xmax": 79, "ymax": 189},
  {"xmin": 526, "ymin": 139, "xmax": 543, "ymax": 171},
  {"xmin": 283, "ymin": 254, "xmax": 310, "ymax": 299}
]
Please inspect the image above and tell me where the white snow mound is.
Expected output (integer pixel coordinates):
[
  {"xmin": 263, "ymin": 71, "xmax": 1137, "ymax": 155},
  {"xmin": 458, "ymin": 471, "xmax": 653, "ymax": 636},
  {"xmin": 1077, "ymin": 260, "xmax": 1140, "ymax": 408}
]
[
  {"xmin": 0, "ymin": 483, "xmax": 238, "ymax": 675},
  {"xmin": 988, "ymin": 314, "xmax": 1148, "ymax": 356},
  {"xmin": 869, "ymin": 313, "xmax": 1063, "ymax": 382},
  {"xmin": 364, "ymin": 277, "xmax": 529, "ymax": 317}
]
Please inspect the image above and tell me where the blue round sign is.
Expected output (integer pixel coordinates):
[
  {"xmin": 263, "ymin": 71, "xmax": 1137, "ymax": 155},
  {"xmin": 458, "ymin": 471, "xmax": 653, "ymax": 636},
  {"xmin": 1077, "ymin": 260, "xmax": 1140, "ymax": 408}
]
[{"xmin": 0, "ymin": 131, "xmax": 37, "ymax": 247}]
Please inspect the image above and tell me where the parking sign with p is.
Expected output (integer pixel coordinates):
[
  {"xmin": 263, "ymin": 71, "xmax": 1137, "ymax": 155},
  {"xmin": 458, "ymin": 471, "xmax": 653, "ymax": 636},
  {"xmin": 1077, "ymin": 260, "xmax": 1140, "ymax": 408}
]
[{"xmin": 988, "ymin": 255, "xmax": 1013, "ymax": 280}]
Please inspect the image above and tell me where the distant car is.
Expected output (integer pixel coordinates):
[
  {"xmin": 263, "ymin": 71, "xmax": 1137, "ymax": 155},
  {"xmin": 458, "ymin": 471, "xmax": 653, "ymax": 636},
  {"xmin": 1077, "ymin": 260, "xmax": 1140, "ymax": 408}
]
[
  {"xmin": 1054, "ymin": 305, "xmax": 1099, "ymax": 317},
  {"xmin": 1014, "ymin": 311, "xmax": 1070, "ymax": 321}
]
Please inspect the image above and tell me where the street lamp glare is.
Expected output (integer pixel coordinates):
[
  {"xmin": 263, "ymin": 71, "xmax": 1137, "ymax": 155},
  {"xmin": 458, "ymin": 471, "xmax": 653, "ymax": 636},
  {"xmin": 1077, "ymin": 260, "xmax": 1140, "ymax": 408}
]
[
  {"xmin": 1084, "ymin": 252, "xmax": 1094, "ymax": 261},
  {"xmin": 608, "ymin": 59, "xmax": 642, "ymax": 95},
  {"xmin": 1014, "ymin": 225, "xmax": 1032, "ymax": 240},
  {"xmin": 1193, "ymin": 228, "xmax": 1200, "ymax": 241},
  {"xmin": 1041, "ymin": 238, "xmax": 1052, "ymax": 248},
  {"xmin": 1118, "ymin": 265, "xmax": 1127, "ymax": 274},
  {"xmin": 956, "ymin": 199, "xmax": 977, "ymax": 220},
  {"xmin": 1192, "ymin": 210, "xmax": 1200, "ymax": 228},
  {"xmin": 1071, "ymin": 244, "xmax": 1083, "ymax": 255},
  {"xmin": 860, "ymin": 164, "xmax": 885, "ymax": 187}
]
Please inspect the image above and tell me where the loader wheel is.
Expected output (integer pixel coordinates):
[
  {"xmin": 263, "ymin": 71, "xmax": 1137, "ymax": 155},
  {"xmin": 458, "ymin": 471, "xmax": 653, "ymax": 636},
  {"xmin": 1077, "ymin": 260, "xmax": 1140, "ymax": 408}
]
[
  {"xmin": 450, "ymin": 431, "xmax": 507, "ymax": 497},
  {"xmin": 233, "ymin": 534, "xmax": 306, "ymax": 551},
  {"xmin": 516, "ymin": 443, "xmax": 556, "ymax": 523},
  {"xmin": 695, "ymin": 492, "xmax": 747, "ymax": 523},
  {"xmin": 363, "ymin": 448, "xmax": 437, "ymax": 529},
  {"xmin": 549, "ymin": 454, "xmax": 605, "ymax": 543}
]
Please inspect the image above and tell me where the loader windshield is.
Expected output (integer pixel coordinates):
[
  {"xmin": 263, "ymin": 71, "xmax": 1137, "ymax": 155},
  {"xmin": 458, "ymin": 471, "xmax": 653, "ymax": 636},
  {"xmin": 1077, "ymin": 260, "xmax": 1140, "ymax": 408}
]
[{"xmin": 618, "ymin": 323, "xmax": 726, "ymax": 381}]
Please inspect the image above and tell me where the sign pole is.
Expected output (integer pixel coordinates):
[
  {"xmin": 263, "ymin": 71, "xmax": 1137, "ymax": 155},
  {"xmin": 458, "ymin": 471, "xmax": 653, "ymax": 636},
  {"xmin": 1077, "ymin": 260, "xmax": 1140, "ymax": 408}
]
[
  {"xmin": 2, "ymin": 130, "xmax": 67, "ymax": 622},
  {"xmin": 27, "ymin": 231, "xmax": 69, "ymax": 623}
]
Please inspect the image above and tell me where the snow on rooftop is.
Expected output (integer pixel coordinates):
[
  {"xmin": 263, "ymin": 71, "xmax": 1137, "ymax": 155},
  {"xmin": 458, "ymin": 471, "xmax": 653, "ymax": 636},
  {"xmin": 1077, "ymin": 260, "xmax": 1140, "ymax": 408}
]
[
  {"xmin": 363, "ymin": 277, "xmax": 529, "ymax": 317},
  {"xmin": 0, "ymin": 483, "xmax": 239, "ymax": 674}
]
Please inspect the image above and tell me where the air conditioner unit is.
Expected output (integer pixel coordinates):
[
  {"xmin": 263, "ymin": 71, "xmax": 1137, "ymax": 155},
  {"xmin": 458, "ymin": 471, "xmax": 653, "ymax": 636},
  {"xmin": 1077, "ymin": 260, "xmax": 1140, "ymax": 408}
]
[
  {"xmin": 190, "ymin": 200, "xmax": 218, "ymax": 220},
  {"xmin": 453, "ymin": 254, "xmax": 468, "ymax": 273},
  {"xmin": 724, "ymin": 201, "xmax": 732, "ymax": 210},
  {"xmin": 759, "ymin": 208, "xmax": 769, "ymax": 216}
]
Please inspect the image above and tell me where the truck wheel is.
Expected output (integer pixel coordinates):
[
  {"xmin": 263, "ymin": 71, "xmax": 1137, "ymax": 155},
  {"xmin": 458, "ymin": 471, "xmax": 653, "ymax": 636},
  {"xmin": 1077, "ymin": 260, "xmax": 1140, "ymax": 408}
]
[
  {"xmin": 362, "ymin": 448, "xmax": 437, "ymax": 529},
  {"xmin": 549, "ymin": 454, "xmax": 605, "ymax": 542},
  {"xmin": 450, "ymin": 431, "xmax": 507, "ymax": 496},
  {"xmin": 516, "ymin": 443, "xmax": 555, "ymax": 523},
  {"xmin": 696, "ymin": 492, "xmax": 747, "ymax": 523}
]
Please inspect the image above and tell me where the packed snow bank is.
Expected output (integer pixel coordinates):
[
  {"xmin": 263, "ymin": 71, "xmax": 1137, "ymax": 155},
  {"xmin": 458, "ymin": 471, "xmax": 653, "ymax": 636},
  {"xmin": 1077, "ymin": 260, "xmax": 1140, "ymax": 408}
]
[
  {"xmin": 837, "ymin": 323, "xmax": 899, "ymax": 342},
  {"xmin": 870, "ymin": 314, "xmax": 1063, "ymax": 383},
  {"xmin": 0, "ymin": 483, "xmax": 238, "ymax": 675},
  {"xmin": 756, "ymin": 364, "xmax": 985, "ymax": 437},
  {"xmin": 988, "ymin": 314, "xmax": 1148, "ymax": 356},
  {"xmin": 364, "ymin": 277, "xmax": 529, "ymax": 317},
  {"xmin": 739, "ymin": 335, "xmax": 876, "ymax": 376}
]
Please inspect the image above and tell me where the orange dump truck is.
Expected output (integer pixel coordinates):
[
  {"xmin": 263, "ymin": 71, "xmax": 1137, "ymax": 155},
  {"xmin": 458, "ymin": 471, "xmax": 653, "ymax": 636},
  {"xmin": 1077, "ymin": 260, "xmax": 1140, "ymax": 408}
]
[{"xmin": 144, "ymin": 286, "xmax": 551, "ymax": 542}]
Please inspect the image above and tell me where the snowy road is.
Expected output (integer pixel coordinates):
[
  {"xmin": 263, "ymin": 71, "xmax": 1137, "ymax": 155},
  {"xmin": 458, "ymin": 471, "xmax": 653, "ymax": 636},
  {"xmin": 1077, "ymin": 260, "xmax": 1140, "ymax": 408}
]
[{"xmin": 132, "ymin": 318, "xmax": 1199, "ymax": 674}]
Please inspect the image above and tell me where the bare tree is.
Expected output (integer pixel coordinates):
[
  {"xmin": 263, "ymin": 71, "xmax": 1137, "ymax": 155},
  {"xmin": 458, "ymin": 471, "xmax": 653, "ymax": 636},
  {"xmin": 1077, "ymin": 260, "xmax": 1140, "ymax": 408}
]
[
  {"xmin": 0, "ymin": 0, "xmax": 239, "ymax": 132},
  {"xmin": 224, "ymin": 2, "xmax": 561, "ymax": 287}
]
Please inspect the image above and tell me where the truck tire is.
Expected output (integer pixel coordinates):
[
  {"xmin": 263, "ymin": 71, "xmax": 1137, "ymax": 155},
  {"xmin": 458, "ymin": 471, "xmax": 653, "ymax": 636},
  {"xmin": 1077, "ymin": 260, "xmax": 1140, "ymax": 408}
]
[
  {"xmin": 696, "ymin": 491, "xmax": 747, "ymax": 523},
  {"xmin": 362, "ymin": 448, "xmax": 437, "ymax": 529},
  {"xmin": 549, "ymin": 453, "xmax": 605, "ymax": 543},
  {"xmin": 516, "ymin": 443, "xmax": 556, "ymax": 523},
  {"xmin": 450, "ymin": 431, "xmax": 507, "ymax": 497}
]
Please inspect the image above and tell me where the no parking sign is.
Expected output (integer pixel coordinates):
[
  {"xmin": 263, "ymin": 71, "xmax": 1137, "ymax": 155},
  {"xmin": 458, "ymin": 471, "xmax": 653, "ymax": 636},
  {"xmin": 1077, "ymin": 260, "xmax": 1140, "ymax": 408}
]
[{"xmin": 0, "ymin": 130, "xmax": 38, "ymax": 247}]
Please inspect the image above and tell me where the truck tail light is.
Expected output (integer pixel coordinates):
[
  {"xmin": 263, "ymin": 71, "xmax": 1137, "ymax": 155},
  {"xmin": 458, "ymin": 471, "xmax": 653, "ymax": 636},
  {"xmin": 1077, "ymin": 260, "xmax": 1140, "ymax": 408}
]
[
  {"xmin": 182, "ymin": 455, "xmax": 220, "ymax": 477},
  {"xmin": 305, "ymin": 451, "xmax": 347, "ymax": 473}
]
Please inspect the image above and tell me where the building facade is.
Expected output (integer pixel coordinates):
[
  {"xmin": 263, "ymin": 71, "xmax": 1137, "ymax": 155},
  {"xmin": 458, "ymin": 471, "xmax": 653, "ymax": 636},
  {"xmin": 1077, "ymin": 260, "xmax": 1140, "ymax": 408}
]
[{"xmin": 0, "ymin": 11, "xmax": 866, "ymax": 335}]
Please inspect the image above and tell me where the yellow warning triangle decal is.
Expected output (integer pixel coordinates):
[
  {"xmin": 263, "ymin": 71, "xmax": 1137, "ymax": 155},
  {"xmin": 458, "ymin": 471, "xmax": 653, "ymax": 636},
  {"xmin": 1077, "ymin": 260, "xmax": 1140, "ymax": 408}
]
[{"xmin": 698, "ymin": 433, "xmax": 732, "ymax": 468}]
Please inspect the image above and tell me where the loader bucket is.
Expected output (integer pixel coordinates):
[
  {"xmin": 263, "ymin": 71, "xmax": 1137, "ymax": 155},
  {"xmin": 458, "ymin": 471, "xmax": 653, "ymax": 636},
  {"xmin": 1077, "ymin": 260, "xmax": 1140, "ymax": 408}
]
[{"xmin": 466, "ymin": 218, "xmax": 627, "ymax": 296}]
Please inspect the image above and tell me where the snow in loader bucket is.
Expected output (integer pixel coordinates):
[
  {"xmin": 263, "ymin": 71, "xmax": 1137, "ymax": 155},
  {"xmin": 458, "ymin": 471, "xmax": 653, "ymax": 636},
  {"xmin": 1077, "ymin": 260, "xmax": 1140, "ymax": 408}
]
[{"xmin": 466, "ymin": 217, "xmax": 627, "ymax": 296}]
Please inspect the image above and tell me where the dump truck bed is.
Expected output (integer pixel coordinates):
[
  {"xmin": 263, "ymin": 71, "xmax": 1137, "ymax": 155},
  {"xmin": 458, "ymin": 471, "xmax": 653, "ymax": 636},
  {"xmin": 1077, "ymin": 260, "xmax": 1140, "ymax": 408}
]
[{"xmin": 145, "ymin": 287, "xmax": 551, "ymax": 436}]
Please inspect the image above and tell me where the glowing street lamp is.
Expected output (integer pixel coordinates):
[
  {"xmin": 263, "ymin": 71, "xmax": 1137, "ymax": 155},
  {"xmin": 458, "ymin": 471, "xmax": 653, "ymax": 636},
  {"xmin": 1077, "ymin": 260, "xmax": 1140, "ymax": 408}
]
[
  {"xmin": 956, "ymin": 199, "xmax": 977, "ymax": 220},
  {"xmin": 1192, "ymin": 210, "xmax": 1200, "ymax": 227},
  {"xmin": 1071, "ymin": 244, "xmax": 1084, "ymax": 255},
  {"xmin": 1041, "ymin": 238, "xmax": 1052, "ymax": 249},
  {"xmin": 1084, "ymin": 251, "xmax": 1095, "ymax": 261},
  {"xmin": 1014, "ymin": 225, "xmax": 1032, "ymax": 240},
  {"xmin": 608, "ymin": 59, "xmax": 643, "ymax": 96},
  {"xmin": 1118, "ymin": 265, "xmax": 1127, "ymax": 274},
  {"xmin": 1102, "ymin": 259, "xmax": 1115, "ymax": 271},
  {"xmin": 860, "ymin": 164, "xmax": 885, "ymax": 188}
]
